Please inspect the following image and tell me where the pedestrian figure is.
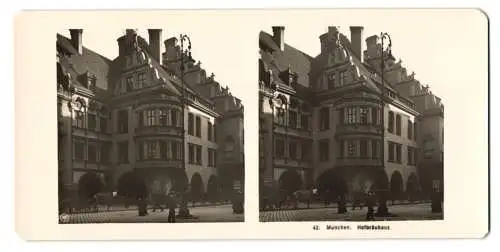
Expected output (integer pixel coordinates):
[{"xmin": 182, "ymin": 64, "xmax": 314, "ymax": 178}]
[
  {"xmin": 232, "ymin": 190, "xmax": 244, "ymax": 214},
  {"xmin": 151, "ymin": 193, "xmax": 164, "ymax": 213},
  {"xmin": 138, "ymin": 196, "xmax": 148, "ymax": 216},
  {"xmin": 431, "ymin": 189, "xmax": 443, "ymax": 213},
  {"xmin": 365, "ymin": 191, "xmax": 375, "ymax": 221},
  {"xmin": 167, "ymin": 192, "xmax": 177, "ymax": 223}
]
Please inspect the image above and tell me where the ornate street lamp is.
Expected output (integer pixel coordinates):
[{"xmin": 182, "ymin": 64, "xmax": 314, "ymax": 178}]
[
  {"xmin": 376, "ymin": 32, "xmax": 392, "ymax": 216},
  {"xmin": 177, "ymin": 33, "xmax": 194, "ymax": 218}
]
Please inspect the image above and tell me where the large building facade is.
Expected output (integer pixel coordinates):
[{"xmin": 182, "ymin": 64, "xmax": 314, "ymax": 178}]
[
  {"xmin": 57, "ymin": 29, "xmax": 244, "ymax": 201},
  {"xmin": 259, "ymin": 26, "xmax": 443, "ymax": 199}
]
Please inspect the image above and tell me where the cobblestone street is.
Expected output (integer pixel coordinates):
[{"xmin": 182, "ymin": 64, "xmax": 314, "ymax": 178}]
[
  {"xmin": 260, "ymin": 203, "xmax": 443, "ymax": 222},
  {"xmin": 60, "ymin": 204, "xmax": 243, "ymax": 224}
]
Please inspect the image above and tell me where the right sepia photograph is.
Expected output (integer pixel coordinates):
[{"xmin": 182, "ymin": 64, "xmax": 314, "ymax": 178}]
[{"xmin": 258, "ymin": 26, "xmax": 444, "ymax": 222}]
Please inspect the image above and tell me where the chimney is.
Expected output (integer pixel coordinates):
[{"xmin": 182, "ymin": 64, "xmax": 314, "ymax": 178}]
[
  {"xmin": 272, "ymin": 26, "xmax": 285, "ymax": 51},
  {"xmin": 164, "ymin": 37, "xmax": 178, "ymax": 49},
  {"xmin": 365, "ymin": 35, "xmax": 379, "ymax": 59},
  {"xmin": 148, "ymin": 29, "xmax": 162, "ymax": 62},
  {"xmin": 350, "ymin": 26, "xmax": 364, "ymax": 61},
  {"xmin": 319, "ymin": 26, "xmax": 339, "ymax": 54},
  {"xmin": 69, "ymin": 29, "xmax": 83, "ymax": 55}
]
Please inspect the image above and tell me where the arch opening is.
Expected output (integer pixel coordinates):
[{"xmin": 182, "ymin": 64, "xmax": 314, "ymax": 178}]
[
  {"xmin": 278, "ymin": 170, "xmax": 303, "ymax": 195},
  {"xmin": 190, "ymin": 173, "xmax": 204, "ymax": 203}
]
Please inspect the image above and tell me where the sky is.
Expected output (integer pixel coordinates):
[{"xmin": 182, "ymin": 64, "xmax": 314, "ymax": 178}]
[
  {"xmin": 58, "ymin": 28, "xmax": 251, "ymax": 102},
  {"xmin": 58, "ymin": 10, "xmax": 487, "ymax": 105}
]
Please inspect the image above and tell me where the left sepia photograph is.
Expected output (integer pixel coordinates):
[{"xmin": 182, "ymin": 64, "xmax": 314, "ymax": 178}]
[{"xmin": 57, "ymin": 28, "xmax": 245, "ymax": 223}]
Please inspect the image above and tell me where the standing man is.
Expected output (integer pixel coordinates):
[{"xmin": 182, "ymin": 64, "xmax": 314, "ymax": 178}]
[
  {"xmin": 365, "ymin": 191, "xmax": 375, "ymax": 221},
  {"xmin": 167, "ymin": 192, "xmax": 177, "ymax": 223}
]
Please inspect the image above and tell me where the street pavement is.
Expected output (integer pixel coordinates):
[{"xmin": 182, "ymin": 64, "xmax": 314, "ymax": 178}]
[
  {"xmin": 260, "ymin": 203, "xmax": 443, "ymax": 222},
  {"xmin": 60, "ymin": 204, "xmax": 243, "ymax": 224}
]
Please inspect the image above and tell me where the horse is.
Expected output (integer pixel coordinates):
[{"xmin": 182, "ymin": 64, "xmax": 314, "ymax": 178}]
[{"xmin": 292, "ymin": 189, "xmax": 315, "ymax": 209}]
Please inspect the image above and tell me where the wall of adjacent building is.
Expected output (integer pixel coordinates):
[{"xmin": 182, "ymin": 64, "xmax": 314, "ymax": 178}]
[
  {"xmin": 185, "ymin": 105, "xmax": 218, "ymax": 191},
  {"xmin": 383, "ymin": 103, "xmax": 419, "ymax": 189}
]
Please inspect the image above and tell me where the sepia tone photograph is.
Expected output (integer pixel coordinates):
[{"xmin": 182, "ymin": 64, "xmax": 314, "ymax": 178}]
[
  {"xmin": 15, "ymin": 9, "xmax": 488, "ymax": 240},
  {"xmin": 57, "ymin": 28, "xmax": 245, "ymax": 223},
  {"xmin": 258, "ymin": 25, "xmax": 444, "ymax": 222}
]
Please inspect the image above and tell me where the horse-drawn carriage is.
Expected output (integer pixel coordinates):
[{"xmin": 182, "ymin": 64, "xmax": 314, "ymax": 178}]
[{"xmin": 260, "ymin": 184, "xmax": 319, "ymax": 211}]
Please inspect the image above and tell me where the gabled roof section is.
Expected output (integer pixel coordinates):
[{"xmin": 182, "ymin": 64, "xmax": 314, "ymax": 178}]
[
  {"xmin": 56, "ymin": 34, "xmax": 112, "ymax": 92},
  {"xmin": 259, "ymin": 31, "xmax": 313, "ymax": 87}
]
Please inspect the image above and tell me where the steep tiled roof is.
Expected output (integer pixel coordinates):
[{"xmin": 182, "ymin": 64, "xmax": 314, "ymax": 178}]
[
  {"xmin": 56, "ymin": 34, "xmax": 112, "ymax": 94},
  {"xmin": 259, "ymin": 31, "xmax": 313, "ymax": 87}
]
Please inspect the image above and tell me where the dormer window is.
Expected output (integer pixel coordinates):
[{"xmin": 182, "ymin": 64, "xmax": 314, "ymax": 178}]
[
  {"xmin": 79, "ymin": 72, "xmax": 96, "ymax": 89},
  {"xmin": 88, "ymin": 75, "xmax": 97, "ymax": 89}
]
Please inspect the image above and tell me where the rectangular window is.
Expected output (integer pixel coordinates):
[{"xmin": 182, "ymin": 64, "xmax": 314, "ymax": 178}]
[
  {"xmin": 289, "ymin": 111, "xmax": 297, "ymax": 128},
  {"xmin": 99, "ymin": 117, "xmax": 107, "ymax": 133},
  {"xmin": 371, "ymin": 140, "xmax": 379, "ymax": 159},
  {"xmin": 100, "ymin": 143, "xmax": 111, "ymax": 163},
  {"xmin": 196, "ymin": 145, "xmax": 202, "ymax": 165},
  {"xmin": 126, "ymin": 76, "xmax": 134, "ymax": 91},
  {"xmin": 276, "ymin": 108, "xmax": 285, "ymax": 126},
  {"xmin": 188, "ymin": 113, "xmax": 194, "ymax": 135},
  {"xmin": 347, "ymin": 107, "xmax": 356, "ymax": 124},
  {"xmin": 327, "ymin": 73, "xmax": 336, "ymax": 88},
  {"xmin": 195, "ymin": 116, "xmax": 201, "ymax": 137},
  {"xmin": 289, "ymin": 141, "xmax": 297, "ymax": 160},
  {"xmin": 118, "ymin": 110, "xmax": 128, "ymax": 133},
  {"xmin": 414, "ymin": 122, "xmax": 418, "ymax": 140},
  {"xmin": 301, "ymin": 115, "xmax": 309, "ymax": 130},
  {"xmin": 360, "ymin": 139, "xmax": 368, "ymax": 158},
  {"xmin": 407, "ymin": 146, "xmax": 414, "ymax": 165},
  {"xmin": 208, "ymin": 149, "xmax": 213, "ymax": 167},
  {"xmin": 118, "ymin": 141, "xmax": 129, "ymax": 163},
  {"xmin": 396, "ymin": 114, "xmax": 402, "ymax": 136},
  {"xmin": 301, "ymin": 141, "xmax": 311, "ymax": 161},
  {"xmin": 275, "ymin": 139, "xmax": 285, "ymax": 158},
  {"xmin": 88, "ymin": 114, "xmax": 97, "ymax": 131},
  {"xmin": 338, "ymin": 140, "xmax": 344, "ymax": 158},
  {"xmin": 145, "ymin": 141, "xmax": 159, "ymax": 159},
  {"xmin": 388, "ymin": 141, "xmax": 395, "ymax": 162},
  {"xmin": 171, "ymin": 109, "xmax": 179, "ymax": 127},
  {"xmin": 320, "ymin": 107, "xmax": 329, "ymax": 130},
  {"xmin": 388, "ymin": 111, "xmax": 394, "ymax": 133},
  {"xmin": 359, "ymin": 107, "xmax": 368, "ymax": 124},
  {"xmin": 319, "ymin": 140, "xmax": 329, "ymax": 162},
  {"xmin": 159, "ymin": 109, "xmax": 168, "ymax": 126},
  {"xmin": 171, "ymin": 141, "xmax": 179, "ymax": 160},
  {"xmin": 213, "ymin": 123, "xmax": 217, "ymax": 141},
  {"xmin": 74, "ymin": 111, "xmax": 85, "ymax": 128},
  {"xmin": 74, "ymin": 142, "xmax": 84, "ymax": 161},
  {"xmin": 340, "ymin": 71, "xmax": 348, "ymax": 85},
  {"xmin": 339, "ymin": 108, "xmax": 345, "ymax": 125},
  {"xmin": 407, "ymin": 119, "xmax": 413, "ymax": 139},
  {"xmin": 160, "ymin": 141, "xmax": 168, "ymax": 159},
  {"xmin": 88, "ymin": 144, "xmax": 97, "ymax": 163},
  {"xmin": 137, "ymin": 72, "xmax": 146, "ymax": 88},
  {"xmin": 188, "ymin": 144, "xmax": 195, "ymax": 164},
  {"xmin": 371, "ymin": 107, "xmax": 378, "ymax": 125},
  {"xmin": 396, "ymin": 143, "xmax": 402, "ymax": 163},
  {"xmin": 214, "ymin": 151, "xmax": 217, "ymax": 167},
  {"xmin": 347, "ymin": 140, "xmax": 357, "ymax": 157},
  {"xmin": 147, "ymin": 109, "xmax": 157, "ymax": 127},
  {"xmin": 208, "ymin": 122, "xmax": 213, "ymax": 141}
]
